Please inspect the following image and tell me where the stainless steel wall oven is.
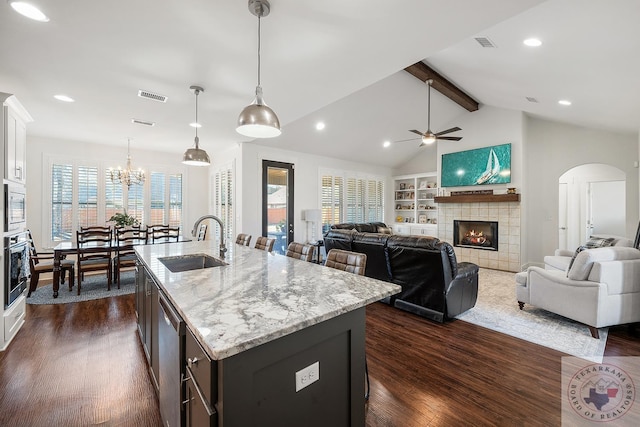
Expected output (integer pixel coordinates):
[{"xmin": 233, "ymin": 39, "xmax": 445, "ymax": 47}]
[
  {"xmin": 4, "ymin": 182, "xmax": 26, "ymax": 233},
  {"xmin": 5, "ymin": 231, "xmax": 30, "ymax": 307}
]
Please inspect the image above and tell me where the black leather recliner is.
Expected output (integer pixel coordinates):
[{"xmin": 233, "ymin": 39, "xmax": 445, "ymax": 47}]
[{"xmin": 324, "ymin": 226, "xmax": 479, "ymax": 322}]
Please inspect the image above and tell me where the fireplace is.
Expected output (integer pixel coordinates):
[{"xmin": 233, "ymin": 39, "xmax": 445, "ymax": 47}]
[{"xmin": 453, "ymin": 220, "xmax": 498, "ymax": 251}]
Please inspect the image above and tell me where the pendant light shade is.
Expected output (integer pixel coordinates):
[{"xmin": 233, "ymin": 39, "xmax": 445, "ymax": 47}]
[
  {"xmin": 236, "ymin": 0, "xmax": 281, "ymax": 138},
  {"xmin": 183, "ymin": 85, "xmax": 210, "ymax": 166}
]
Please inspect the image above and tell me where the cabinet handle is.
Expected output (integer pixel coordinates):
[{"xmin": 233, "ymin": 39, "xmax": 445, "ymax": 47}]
[
  {"xmin": 181, "ymin": 372, "xmax": 192, "ymax": 384},
  {"xmin": 187, "ymin": 357, "xmax": 199, "ymax": 368},
  {"xmin": 184, "ymin": 366, "xmax": 217, "ymax": 416}
]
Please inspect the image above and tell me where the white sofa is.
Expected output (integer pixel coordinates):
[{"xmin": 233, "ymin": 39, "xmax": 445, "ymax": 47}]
[
  {"xmin": 517, "ymin": 246, "xmax": 640, "ymax": 338},
  {"xmin": 544, "ymin": 235, "xmax": 634, "ymax": 272}
]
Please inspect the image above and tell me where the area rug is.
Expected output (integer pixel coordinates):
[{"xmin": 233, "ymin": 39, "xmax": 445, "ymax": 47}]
[
  {"xmin": 455, "ymin": 268, "xmax": 608, "ymax": 362},
  {"xmin": 26, "ymin": 271, "xmax": 136, "ymax": 305}
]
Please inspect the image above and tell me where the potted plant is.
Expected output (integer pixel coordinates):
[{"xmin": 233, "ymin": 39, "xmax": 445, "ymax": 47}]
[{"xmin": 108, "ymin": 210, "xmax": 139, "ymax": 228}]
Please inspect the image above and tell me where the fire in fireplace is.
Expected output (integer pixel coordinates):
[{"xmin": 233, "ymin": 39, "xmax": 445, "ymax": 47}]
[{"xmin": 453, "ymin": 220, "xmax": 498, "ymax": 251}]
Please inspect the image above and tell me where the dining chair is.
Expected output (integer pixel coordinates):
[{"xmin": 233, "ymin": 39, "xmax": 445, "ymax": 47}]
[
  {"xmin": 324, "ymin": 248, "xmax": 369, "ymax": 399},
  {"xmin": 76, "ymin": 228, "xmax": 113, "ymax": 294},
  {"xmin": 80, "ymin": 225, "xmax": 112, "ymax": 233},
  {"xmin": 149, "ymin": 224, "xmax": 180, "ymax": 243},
  {"xmin": 114, "ymin": 226, "xmax": 146, "ymax": 287},
  {"xmin": 26, "ymin": 229, "xmax": 75, "ymax": 297},
  {"xmin": 285, "ymin": 242, "xmax": 316, "ymax": 262},
  {"xmin": 254, "ymin": 236, "xmax": 275, "ymax": 252},
  {"xmin": 235, "ymin": 233, "xmax": 252, "ymax": 246},
  {"xmin": 196, "ymin": 224, "xmax": 208, "ymax": 241}
]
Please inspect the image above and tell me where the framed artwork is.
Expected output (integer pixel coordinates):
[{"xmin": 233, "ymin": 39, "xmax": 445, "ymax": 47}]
[
  {"xmin": 441, "ymin": 143, "xmax": 511, "ymax": 187},
  {"xmin": 418, "ymin": 215, "xmax": 427, "ymax": 224}
]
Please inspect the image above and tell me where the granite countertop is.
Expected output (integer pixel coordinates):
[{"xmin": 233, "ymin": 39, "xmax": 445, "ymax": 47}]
[{"xmin": 135, "ymin": 241, "xmax": 400, "ymax": 360}]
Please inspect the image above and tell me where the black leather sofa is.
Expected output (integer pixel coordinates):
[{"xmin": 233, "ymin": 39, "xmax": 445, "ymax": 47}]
[{"xmin": 324, "ymin": 224, "xmax": 479, "ymax": 322}]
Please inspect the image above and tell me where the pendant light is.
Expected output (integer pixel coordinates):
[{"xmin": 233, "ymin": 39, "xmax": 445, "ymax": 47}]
[
  {"xmin": 236, "ymin": 0, "xmax": 281, "ymax": 138},
  {"xmin": 183, "ymin": 85, "xmax": 211, "ymax": 166}
]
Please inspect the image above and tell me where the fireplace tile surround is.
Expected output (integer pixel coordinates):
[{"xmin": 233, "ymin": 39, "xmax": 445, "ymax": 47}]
[{"xmin": 437, "ymin": 202, "xmax": 521, "ymax": 272}]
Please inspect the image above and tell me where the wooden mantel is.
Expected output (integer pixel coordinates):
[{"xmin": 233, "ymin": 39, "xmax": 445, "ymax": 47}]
[{"xmin": 434, "ymin": 194, "xmax": 520, "ymax": 203}]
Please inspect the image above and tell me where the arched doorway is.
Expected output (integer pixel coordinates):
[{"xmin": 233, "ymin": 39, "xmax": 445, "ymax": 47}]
[{"xmin": 558, "ymin": 163, "xmax": 626, "ymax": 250}]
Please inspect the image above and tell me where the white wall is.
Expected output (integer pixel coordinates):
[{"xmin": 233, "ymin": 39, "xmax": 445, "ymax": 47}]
[
  {"xmin": 210, "ymin": 143, "xmax": 393, "ymax": 245},
  {"xmin": 26, "ymin": 136, "xmax": 209, "ymax": 250},
  {"xmin": 523, "ymin": 116, "xmax": 638, "ymax": 266}
]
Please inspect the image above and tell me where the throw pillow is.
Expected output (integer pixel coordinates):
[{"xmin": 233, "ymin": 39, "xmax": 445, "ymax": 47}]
[{"xmin": 566, "ymin": 236, "xmax": 615, "ymax": 277}]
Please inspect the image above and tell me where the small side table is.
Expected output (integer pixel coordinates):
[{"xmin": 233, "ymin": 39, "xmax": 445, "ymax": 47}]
[{"xmin": 310, "ymin": 240, "xmax": 324, "ymax": 264}]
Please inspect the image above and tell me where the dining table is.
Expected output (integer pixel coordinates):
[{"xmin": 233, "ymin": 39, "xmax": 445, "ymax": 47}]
[{"xmin": 49, "ymin": 236, "xmax": 190, "ymax": 298}]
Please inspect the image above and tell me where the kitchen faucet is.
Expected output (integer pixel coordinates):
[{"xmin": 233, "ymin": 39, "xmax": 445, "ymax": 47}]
[{"xmin": 192, "ymin": 215, "xmax": 227, "ymax": 257}]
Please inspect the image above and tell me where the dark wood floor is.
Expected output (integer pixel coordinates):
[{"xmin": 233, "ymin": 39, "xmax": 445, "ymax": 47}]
[{"xmin": 1, "ymin": 295, "xmax": 639, "ymax": 427}]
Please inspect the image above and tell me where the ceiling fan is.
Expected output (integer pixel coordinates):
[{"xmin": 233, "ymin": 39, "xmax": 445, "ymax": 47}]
[{"xmin": 395, "ymin": 79, "xmax": 463, "ymax": 146}]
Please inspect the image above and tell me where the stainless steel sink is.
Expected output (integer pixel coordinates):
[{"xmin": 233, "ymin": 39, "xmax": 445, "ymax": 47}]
[{"xmin": 158, "ymin": 254, "xmax": 227, "ymax": 272}]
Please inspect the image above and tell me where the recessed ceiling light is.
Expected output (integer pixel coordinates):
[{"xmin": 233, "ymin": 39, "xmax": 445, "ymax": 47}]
[
  {"xmin": 315, "ymin": 122, "xmax": 325, "ymax": 131},
  {"xmin": 383, "ymin": 141, "xmax": 391, "ymax": 148},
  {"xmin": 523, "ymin": 38, "xmax": 542, "ymax": 47},
  {"xmin": 9, "ymin": 1, "xmax": 49, "ymax": 22},
  {"xmin": 53, "ymin": 94, "xmax": 74, "ymax": 102},
  {"xmin": 558, "ymin": 100, "xmax": 572, "ymax": 106},
  {"xmin": 189, "ymin": 122, "xmax": 202, "ymax": 128}
]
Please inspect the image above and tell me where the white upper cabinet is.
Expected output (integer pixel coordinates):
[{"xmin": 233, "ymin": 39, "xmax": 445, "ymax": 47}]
[{"xmin": 2, "ymin": 93, "xmax": 32, "ymax": 184}]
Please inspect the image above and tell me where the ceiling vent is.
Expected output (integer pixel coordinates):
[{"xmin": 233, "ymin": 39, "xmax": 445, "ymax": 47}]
[
  {"xmin": 526, "ymin": 97, "xmax": 539, "ymax": 103},
  {"xmin": 474, "ymin": 36, "xmax": 496, "ymax": 48},
  {"xmin": 137, "ymin": 89, "xmax": 168, "ymax": 103},
  {"xmin": 131, "ymin": 118, "xmax": 156, "ymax": 127}
]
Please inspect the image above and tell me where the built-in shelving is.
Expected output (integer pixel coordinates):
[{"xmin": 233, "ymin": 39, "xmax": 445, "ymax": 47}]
[{"xmin": 392, "ymin": 172, "xmax": 438, "ymax": 236}]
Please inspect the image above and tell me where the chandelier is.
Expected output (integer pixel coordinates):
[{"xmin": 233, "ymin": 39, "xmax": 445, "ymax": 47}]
[{"xmin": 110, "ymin": 138, "xmax": 145, "ymax": 188}]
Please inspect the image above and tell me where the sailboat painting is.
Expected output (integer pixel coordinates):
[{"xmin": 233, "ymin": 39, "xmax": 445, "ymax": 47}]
[{"xmin": 441, "ymin": 143, "xmax": 511, "ymax": 187}]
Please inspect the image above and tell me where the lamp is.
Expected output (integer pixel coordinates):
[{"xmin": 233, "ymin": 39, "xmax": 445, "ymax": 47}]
[
  {"xmin": 110, "ymin": 138, "xmax": 145, "ymax": 188},
  {"xmin": 236, "ymin": 0, "xmax": 281, "ymax": 138},
  {"xmin": 183, "ymin": 85, "xmax": 211, "ymax": 166},
  {"xmin": 303, "ymin": 209, "xmax": 321, "ymax": 243}
]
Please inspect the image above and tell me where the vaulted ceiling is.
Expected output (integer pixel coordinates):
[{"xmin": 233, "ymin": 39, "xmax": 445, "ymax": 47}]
[{"xmin": 2, "ymin": 0, "xmax": 638, "ymax": 169}]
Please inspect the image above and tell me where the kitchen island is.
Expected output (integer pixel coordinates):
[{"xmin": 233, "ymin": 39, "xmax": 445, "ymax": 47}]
[{"xmin": 135, "ymin": 240, "xmax": 400, "ymax": 427}]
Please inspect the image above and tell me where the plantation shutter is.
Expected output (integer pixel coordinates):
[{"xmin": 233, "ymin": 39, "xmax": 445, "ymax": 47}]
[
  {"xmin": 127, "ymin": 182, "xmax": 145, "ymax": 225},
  {"xmin": 150, "ymin": 172, "xmax": 165, "ymax": 224},
  {"xmin": 212, "ymin": 165, "xmax": 233, "ymax": 243},
  {"xmin": 169, "ymin": 174, "xmax": 183, "ymax": 228},
  {"xmin": 105, "ymin": 170, "xmax": 124, "ymax": 222},
  {"xmin": 51, "ymin": 164, "xmax": 73, "ymax": 241},
  {"xmin": 77, "ymin": 166, "xmax": 98, "ymax": 228}
]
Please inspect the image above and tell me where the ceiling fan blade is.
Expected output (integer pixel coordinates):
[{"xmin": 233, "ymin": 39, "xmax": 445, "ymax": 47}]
[
  {"xmin": 408, "ymin": 129, "xmax": 424, "ymax": 136},
  {"xmin": 435, "ymin": 127, "xmax": 462, "ymax": 136},
  {"xmin": 393, "ymin": 137, "xmax": 421, "ymax": 143},
  {"xmin": 437, "ymin": 136, "xmax": 463, "ymax": 141}
]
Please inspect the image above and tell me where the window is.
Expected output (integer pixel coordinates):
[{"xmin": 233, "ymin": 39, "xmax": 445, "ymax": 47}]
[
  {"xmin": 321, "ymin": 175, "xmax": 343, "ymax": 233},
  {"xmin": 320, "ymin": 170, "xmax": 384, "ymax": 231},
  {"xmin": 169, "ymin": 174, "xmax": 183, "ymax": 227},
  {"xmin": 212, "ymin": 164, "xmax": 234, "ymax": 243},
  {"xmin": 47, "ymin": 158, "xmax": 183, "ymax": 247},
  {"xmin": 148, "ymin": 172, "xmax": 183, "ymax": 227},
  {"xmin": 127, "ymin": 182, "xmax": 145, "ymax": 225},
  {"xmin": 105, "ymin": 170, "xmax": 123, "ymax": 222},
  {"xmin": 149, "ymin": 172, "xmax": 165, "ymax": 224},
  {"xmin": 51, "ymin": 164, "xmax": 73, "ymax": 242}
]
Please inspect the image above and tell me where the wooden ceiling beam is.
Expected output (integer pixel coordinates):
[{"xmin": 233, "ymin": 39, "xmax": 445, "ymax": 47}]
[{"xmin": 404, "ymin": 62, "xmax": 479, "ymax": 112}]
